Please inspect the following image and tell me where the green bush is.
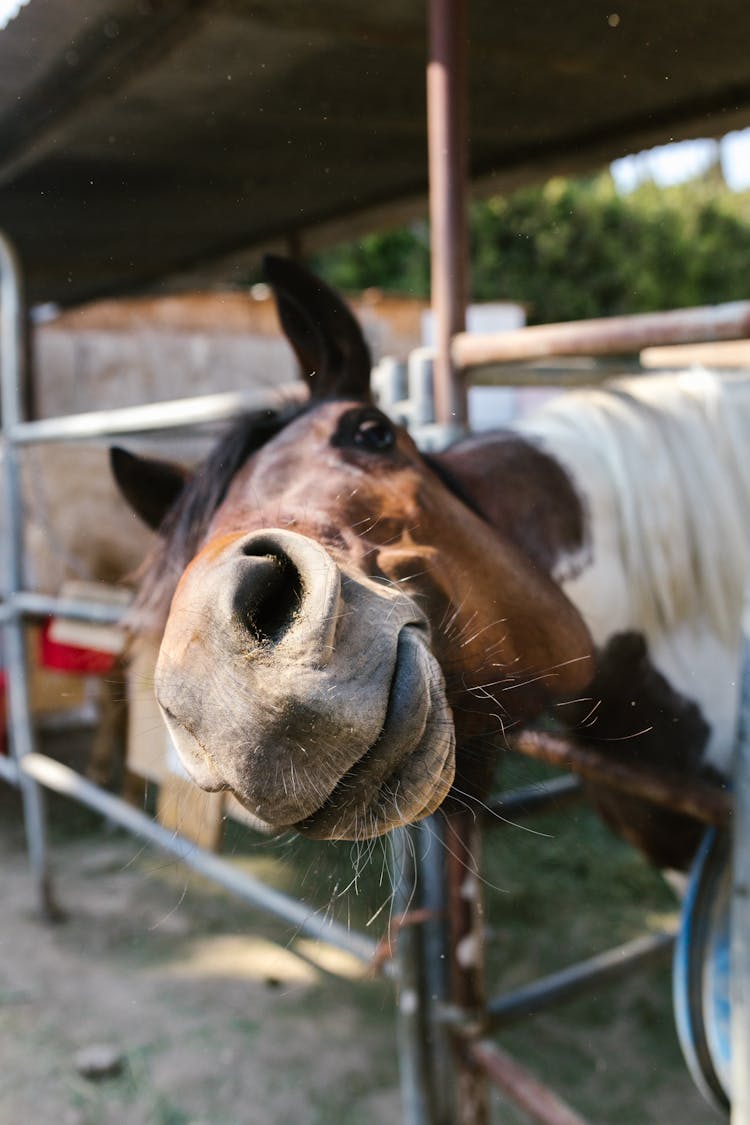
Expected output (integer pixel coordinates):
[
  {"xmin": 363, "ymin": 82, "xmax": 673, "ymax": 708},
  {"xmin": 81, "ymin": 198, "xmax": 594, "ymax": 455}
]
[{"xmin": 313, "ymin": 168, "xmax": 750, "ymax": 323}]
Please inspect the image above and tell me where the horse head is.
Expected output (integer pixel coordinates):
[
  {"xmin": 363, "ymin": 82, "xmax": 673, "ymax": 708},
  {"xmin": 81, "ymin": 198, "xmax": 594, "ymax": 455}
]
[{"xmin": 112, "ymin": 257, "xmax": 593, "ymax": 840}]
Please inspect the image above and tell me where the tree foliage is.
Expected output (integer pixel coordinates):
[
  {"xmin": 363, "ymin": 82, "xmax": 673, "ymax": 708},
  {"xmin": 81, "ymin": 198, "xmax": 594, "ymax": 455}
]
[{"xmin": 313, "ymin": 169, "xmax": 750, "ymax": 324}]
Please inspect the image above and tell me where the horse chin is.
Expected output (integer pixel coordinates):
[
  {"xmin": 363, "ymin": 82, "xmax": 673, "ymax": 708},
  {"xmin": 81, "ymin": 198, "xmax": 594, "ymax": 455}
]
[
  {"xmin": 158, "ymin": 620, "xmax": 456, "ymax": 841},
  {"xmin": 292, "ymin": 742, "xmax": 455, "ymax": 841},
  {"xmin": 223, "ymin": 627, "xmax": 456, "ymax": 841}
]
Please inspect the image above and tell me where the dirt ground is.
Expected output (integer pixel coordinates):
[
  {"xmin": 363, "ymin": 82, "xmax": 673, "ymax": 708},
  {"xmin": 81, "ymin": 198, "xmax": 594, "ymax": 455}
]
[{"xmin": 0, "ymin": 784, "xmax": 402, "ymax": 1125}]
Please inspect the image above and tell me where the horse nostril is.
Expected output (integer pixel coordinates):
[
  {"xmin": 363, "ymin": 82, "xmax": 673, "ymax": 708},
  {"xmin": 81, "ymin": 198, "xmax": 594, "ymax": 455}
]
[
  {"xmin": 225, "ymin": 529, "xmax": 340, "ymax": 661},
  {"xmin": 234, "ymin": 550, "xmax": 303, "ymax": 645}
]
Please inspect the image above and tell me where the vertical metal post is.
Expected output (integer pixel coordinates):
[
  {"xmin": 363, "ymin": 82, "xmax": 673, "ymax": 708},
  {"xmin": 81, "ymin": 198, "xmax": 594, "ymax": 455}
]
[
  {"xmin": 418, "ymin": 815, "xmax": 458, "ymax": 1124},
  {"xmin": 0, "ymin": 231, "xmax": 56, "ymax": 919},
  {"xmin": 427, "ymin": 0, "xmax": 469, "ymax": 433},
  {"xmin": 731, "ymin": 640, "xmax": 750, "ymax": 1123},
  {"xmin": 444, "ymin": 806, "xmax": 490, "ymax": 1124},
  {"xmin": 392, "ymin": 825, "xmax": 439, "ymax": 1124}
]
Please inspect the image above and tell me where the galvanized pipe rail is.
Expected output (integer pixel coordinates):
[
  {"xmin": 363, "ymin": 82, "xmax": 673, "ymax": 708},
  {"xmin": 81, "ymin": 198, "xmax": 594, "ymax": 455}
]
[
  {"xmin": 6, "ymin": 384, "xmax": 308, "ymax": 445},
  {"xmin": 485, "ymin": 929, "xmax": 677, "ymax": 1031},
  {"xmin": 1, "ymin": 230, "xmax": 55, "ymax": 916}
]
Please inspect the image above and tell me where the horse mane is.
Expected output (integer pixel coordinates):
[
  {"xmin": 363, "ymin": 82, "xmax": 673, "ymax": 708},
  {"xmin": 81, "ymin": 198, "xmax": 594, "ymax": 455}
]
[
  {"xmin": 132, "ymin": 405, "xmax": 306, "ymax": 633},
  {"xmin": 520, "ymin": 369, "xmax": 750, "ymax": 647}
]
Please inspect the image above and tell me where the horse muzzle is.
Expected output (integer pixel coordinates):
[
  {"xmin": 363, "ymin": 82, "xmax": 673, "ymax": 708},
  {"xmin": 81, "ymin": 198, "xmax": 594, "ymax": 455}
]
[{"xmin": 154, "ymin": 528, "xmax": 455, "ymax": 839}]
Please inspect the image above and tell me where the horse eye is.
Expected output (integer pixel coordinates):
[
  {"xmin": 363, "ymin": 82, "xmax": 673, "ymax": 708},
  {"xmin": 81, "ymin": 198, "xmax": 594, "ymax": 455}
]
[{"xmin": 353, "ymin": 416, "xmax": 395, "ymax": 452}]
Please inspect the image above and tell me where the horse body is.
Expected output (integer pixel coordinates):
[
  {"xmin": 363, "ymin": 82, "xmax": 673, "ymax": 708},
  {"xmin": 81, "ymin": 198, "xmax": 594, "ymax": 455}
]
[
  {"xmin": 439, "ymin": 371, "xmax": 750, "ymax": 865},
  {"xmin": 114, "ymin": 258, "xmax": 749, "ymax": 866},
  {"xmin": 446, "ymin": 370, "xmax": 750, "ymax": 777}
]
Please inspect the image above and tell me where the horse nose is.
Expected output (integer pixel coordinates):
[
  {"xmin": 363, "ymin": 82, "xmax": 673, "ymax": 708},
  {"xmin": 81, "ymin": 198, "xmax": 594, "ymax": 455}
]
[
  {"xmin": 233, "ymin": 548, "xmax": 302, "ymax": 646},
  {"xmin": 226, "ymin": 530, "xmax": 342, "ymax": 661}
]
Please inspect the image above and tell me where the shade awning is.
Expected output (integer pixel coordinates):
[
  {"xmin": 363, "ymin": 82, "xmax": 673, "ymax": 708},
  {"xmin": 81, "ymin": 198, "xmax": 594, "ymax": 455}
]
[{"xmin": 2, "ymin": 0, "xmax": 749, "ymax": 305}]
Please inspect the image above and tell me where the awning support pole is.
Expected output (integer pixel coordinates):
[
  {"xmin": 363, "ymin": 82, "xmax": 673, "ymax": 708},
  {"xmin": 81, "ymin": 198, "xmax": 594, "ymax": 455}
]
[{"xmin": 427, "ymin": 0, "xmax": 469, "ymax": 434}]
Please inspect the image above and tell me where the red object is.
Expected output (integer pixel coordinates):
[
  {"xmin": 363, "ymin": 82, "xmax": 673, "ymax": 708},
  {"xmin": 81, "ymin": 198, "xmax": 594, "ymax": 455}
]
[{"xmin": 39, "ymin": 619, "xmax": 117, "ymax": 676}]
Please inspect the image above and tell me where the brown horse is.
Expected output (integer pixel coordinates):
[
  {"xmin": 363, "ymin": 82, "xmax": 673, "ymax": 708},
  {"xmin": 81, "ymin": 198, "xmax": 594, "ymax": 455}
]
[{"xmin": 112, "ymin": 258, "xmax": 750, "ymax": 865}]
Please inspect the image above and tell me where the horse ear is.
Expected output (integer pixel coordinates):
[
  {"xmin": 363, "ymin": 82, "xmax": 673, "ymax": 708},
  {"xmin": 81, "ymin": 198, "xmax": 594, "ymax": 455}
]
[
  {"xmin": 263, "ymin": 254, "xmax": 372, "ymax": 401},
  {"xmin": 110, "ymin": 447, "xmax": 188, "ymax": 532}
]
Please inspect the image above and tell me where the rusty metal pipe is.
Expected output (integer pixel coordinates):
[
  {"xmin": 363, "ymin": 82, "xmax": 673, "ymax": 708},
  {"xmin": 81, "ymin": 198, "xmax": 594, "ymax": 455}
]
[
  {"xmin": 444, "ymin": 806, "xmax": 490, "ymax": 1124},
  {"xmin": 453, "ymin": 300, "xmax": 750, "ymax": 371},
  {"xmin": 468, "ymin": 1040, "xmax": 589, "ymax": 1125},
  {"xmin": 511, "ymin": 731, "xmax": 731, "ymax": 825},
  {"xmin": 427, "ymin": 0, "xmax": 469, "ymax": 430}
]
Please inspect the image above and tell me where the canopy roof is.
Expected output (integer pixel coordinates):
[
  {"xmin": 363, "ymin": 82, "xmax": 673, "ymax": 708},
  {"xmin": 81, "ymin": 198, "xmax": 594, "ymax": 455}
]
[{"xmin": 2, "ymin": 0, "xmax": 749, "ymax": 305}]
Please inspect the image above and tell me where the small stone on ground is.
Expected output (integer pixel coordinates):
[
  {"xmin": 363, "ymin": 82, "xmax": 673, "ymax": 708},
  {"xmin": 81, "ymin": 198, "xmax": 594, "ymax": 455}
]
[{"xmin": 74, "ymin": 1043, "xmax": 125, "ymax": 1081}]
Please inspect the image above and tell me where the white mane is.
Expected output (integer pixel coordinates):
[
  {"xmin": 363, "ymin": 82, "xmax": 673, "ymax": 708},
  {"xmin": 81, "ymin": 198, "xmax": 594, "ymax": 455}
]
[{"xmin": 519, "ymin": 369, "xmax": 750, "ymax": 650}]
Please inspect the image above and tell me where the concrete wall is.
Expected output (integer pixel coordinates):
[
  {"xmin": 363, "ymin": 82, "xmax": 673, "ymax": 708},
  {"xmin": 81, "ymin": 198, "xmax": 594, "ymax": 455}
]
[{"xmin": 32, "ymin": 288, "xmax": 428, "ymax": 418}]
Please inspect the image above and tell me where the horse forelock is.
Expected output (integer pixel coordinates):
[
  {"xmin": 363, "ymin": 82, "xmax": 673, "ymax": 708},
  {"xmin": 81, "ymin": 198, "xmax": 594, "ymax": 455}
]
[{"xmin": 521, "ymin": 369, "xmax": 750, "ymax": 648}]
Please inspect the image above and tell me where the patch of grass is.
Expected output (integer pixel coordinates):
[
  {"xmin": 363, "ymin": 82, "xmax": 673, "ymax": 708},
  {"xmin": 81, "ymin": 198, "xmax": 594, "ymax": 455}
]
[
  {"xmin": 474, "ymin": 762, "xmax": 707, "ymax": 1122},
  {"xmin": 151, "ymin": 1099, "xmax": 193, "ymax": 1125},
  {"xmin": 484, "ymin": 800, "xmax": 678, "ymax": 979},
  {"xmin": 229, "ymin": 1015, "xmax": 264, "ymax": 1038}
]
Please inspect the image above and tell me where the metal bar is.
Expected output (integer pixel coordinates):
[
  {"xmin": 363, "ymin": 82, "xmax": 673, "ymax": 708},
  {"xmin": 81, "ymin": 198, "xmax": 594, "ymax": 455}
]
[
  {"xmin": 2, "ymin": 619, "xmax": 59, "ymax": 919},
  {"xmin": 391, "ymin": 825, "xmax": 438, "ymax": 1124},
  {"xmin": 452, "ymin": 300, "xmax": 750, "ymax": 371},
  {"xmin": 468, "ymin": 361, "xmax": 646, "ymax": 389},
  {"xmin": 19, "ymin": 750, "xmax": 382, "ymax": 968},
  {"xmin": 0, "ymin": 591, "xmax": 127, "ymax": 625},
  {"xmin": 486, "ymin": 776, "xmax": 583, "ymax": 821},
  {"xmin": 731, "ymin": 640, "xmax": 750, "ymax": 1124},
  {"xmin": 0, "ymin": 230, "xmax": 26, "ymax": 590},
  {"xmin": 486, "ymin": 930, "xmax": 676, "ymax": 1030},
  {"xmin": 444, "ymin": 806, "xmax": 490, "ymax": 1124},
  {"xmin": 427, "ymin": 0, "xmax": 469, "ymax": 431},
  {"xmin": 417, "ymin": 815, "xmax": 456, "ymax": 1125},
  {"xmin": 467, "ymin": 1040, "xmax": 589, "ymax": 1125},
  {"xmin": 0, "ymin": 230, "xmax": 57, "ymax": 918},
  {"xmin": 512, "ymin": 730, "xmax": 732, "ymax": 826},
  {"xmin": 0, "ymin": 753, "xmax": 20, "ymax": 784},
  {"xmin": 7, "ymin": 383, "xmax": 308, "ymax": 445}
]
